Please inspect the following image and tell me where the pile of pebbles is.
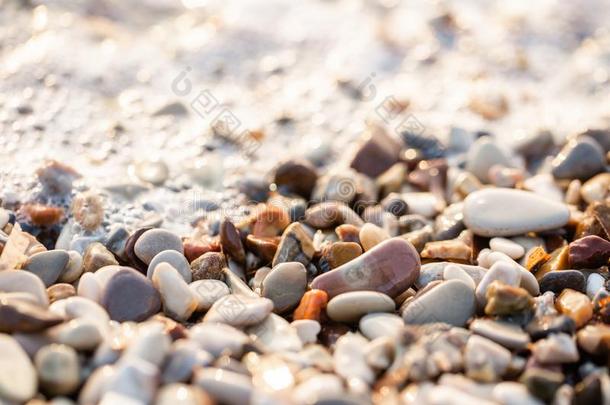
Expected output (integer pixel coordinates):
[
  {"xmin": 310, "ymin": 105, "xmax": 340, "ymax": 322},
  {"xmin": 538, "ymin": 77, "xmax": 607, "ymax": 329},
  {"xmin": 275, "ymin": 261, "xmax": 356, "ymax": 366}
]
[{"xmin": 0, "ymin": 127, "xmax": 610, "ymax": 405}]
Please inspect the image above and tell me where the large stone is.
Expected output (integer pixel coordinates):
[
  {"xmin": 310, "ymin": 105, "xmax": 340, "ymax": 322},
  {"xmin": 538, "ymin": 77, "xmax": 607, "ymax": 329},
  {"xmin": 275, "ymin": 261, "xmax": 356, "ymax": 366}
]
[
  {"xmin": 551, "ymin": 136, "xmax": 605, "ymax": 180},
  {"xmin": 22, "ymin": 249, "xmax": 69, "ymax": 287},
  {"xmin": 0, "ymin": 333, "xmax": 37, "ymax": 402},
  {"xmin": 350, "ymin": 128, "xmax": 401, "ymax": 178},
  {"xmin": 261, "ymin": 262, "xmax": 307, "ymax": 313},
  {"xmin": 100, "ymin": 268, "xmax": 161, "ymax": 322}
]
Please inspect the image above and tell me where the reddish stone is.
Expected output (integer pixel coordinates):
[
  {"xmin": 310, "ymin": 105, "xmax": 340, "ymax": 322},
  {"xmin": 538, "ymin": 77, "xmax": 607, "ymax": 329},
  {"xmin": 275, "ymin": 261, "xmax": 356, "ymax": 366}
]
[{"xmin": 568, "ymin": 235, "xmax": 610, "ymax": 269}]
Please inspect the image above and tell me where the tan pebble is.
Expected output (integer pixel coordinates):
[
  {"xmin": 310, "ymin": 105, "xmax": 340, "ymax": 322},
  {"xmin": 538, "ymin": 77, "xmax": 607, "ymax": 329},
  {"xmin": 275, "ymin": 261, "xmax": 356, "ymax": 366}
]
[
  {"xmin": 152, "ymin": 263, "xmax": 198, "ymax": 322},
  {"xmin": 59, "ymin": 251, "xmax": 83, "ymax": 283},
  {"xmin": 565, "ymin": 179, "xmax": 581, "ymax": 205},
  {"xmin": 72, "ymin": 191, "xmax": 104, "ymax": 231},
  {"xmin": 251, "ymin": 203, "xmax": 291, "ymax": 237},
  {"xmin": 576, "ymin": 324, "xmax": 610, "ymax": 355},
  {"xmin": 421, "ymin": 239, "xmax": 472, "ymax": 263},
  {"xmin": 580, "ymin": 173, "xmax": 610, "ymax": 204},
  {"xmin": 83, "ymin": 243, "xmax": 118, "ymax": 273},
  {"xmin": 359, "ymin": 223, "xmax": 389, "ymax": 251},
  {"xmin": 47, "ymin": 283, "xmax": 76, "ymax": 303},
  {"xmin": 556, "ymin": 289, "xmax": 593, "ymax": 328},
  {"xmin": 335, "ymin": 224, "xmax": 361, "ymax": 243},
  {"xmin": 485, "ymin": 281, "xmax": 533, "ymax": 316}
]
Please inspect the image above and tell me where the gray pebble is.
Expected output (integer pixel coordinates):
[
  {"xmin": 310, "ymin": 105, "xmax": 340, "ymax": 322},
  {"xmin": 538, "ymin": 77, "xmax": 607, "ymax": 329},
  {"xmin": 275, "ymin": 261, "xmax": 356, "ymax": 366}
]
[
  {"xmin": 134, "ymin": 229, "xmax": 183, "ymax": 265},
  {"xmin": 35, "ymin": 344, "xmax": 80, "ymax": 396},
  {"xmin": 327, "ymin": 291, "xmax": 395, "ymax": 323},
  {"xmin": 23, "ymin": 250, "xmax": 70, "ymax": 287},
  {"xmin": 261, "ymin": 262, "xmax": 307, "ymax": 313},
  {"xmin": 148, "ymin": 250, "xmax": 191, "ymax": 283}
]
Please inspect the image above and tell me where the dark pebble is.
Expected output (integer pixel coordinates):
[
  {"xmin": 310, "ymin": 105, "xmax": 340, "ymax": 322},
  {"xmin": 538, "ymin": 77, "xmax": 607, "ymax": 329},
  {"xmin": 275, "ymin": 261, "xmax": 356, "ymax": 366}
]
[
  {"xmin": 190, "ymin": 252, "xmax": 227, "ymax": 281},
  {"xmin": 539, "ymin": 270, "xmax": 586, "ymax": 294},
  {"xmin": 381, "ymin": 193, "xmax": 409, "ymax": 217},
  {"xmin": 272, "ymin": 159, "xmax": 318, "ymax": 199},
  {"xmin": 100, "ymin": 268, "xmax": 161, "ymax": 322},
  {"xmin": 400, "ymin": 131, "xmax": 446, "ymax": 159},
  {"xmin": 219, "ymin": 219, "xmax": 246, "ymax": 264},
  {"xmin": 568, "ymin": 235, "xmax": 610, "ymax": 269},
  {"xmin": 350, "ymin": 128, "xmax": 401, "ymax": 178},
  {"xmin": 0, "ymin": 299, "xmax": 63, "ymax": 333},
  {"xmin": 525, "ymin": 315, "xmax": 576, "ymax": 341}
]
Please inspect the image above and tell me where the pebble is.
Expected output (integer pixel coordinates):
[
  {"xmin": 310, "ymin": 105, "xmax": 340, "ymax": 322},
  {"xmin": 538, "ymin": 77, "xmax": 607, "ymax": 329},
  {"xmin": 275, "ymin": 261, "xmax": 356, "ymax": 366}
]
[
  {"xmin": 291, "ymin": 319, "xmax": 321, "ymax": 344},
  {"xmin": 539, "ymin": 270, "xmax": 585, "ymax": 294},
  {"xmin": 519, "ymin": 368, "xmax": 564, "ymax": 403},
  {"xmin": 59, "ymin": 250, "xmax": 83, "ymax": 283},
  {"xmin": 47, "ymin": 283, "xmax": 76, "ymax": 303},
  {"xmin": 576, "ymin": 324, "xmax": 610, "ymax": 355},
  {"xmin": 350, "ymin": 128, "xmax": 401, "ymax": 178},
  {"xmin": 293, "ymin": 289, "xmax": 328, "ymax": 321},
  {"xmin": 568, "ymin": 235, "xmax": 610, "ymax": 268},
  {"xmin": 580, "ymin": 173, "xmax": 610, "ymax": 203},
  {"xmin": 470, "ymin": 319, "xmax": 530, "ymax": 350},
  {"xmin": 190, "ymin": 323, "xmax": 249, "ymax": 358},
  {"xmin": 463, "ymin": 188, "xmax": 570, "ymax": 237},
  {"xmin": 273, "ymin": 159, "xmax": 318, "ymax": 198},
  {"xmin": 417, "ymin": 262, "xmax": 486, "ymax": 289},
  {"xmin": 586, "ymin": 273, "xmax": 605, "ymax": 299},
  {"xmin": 359, "ymin": 223, "xmax": 389, "ymax": 251},
  {"xmin": 272, "ymin": 222, "xmax": 315, "ymax": 267},
  {"xmin": 333, "ymin": 332, "xmax": 375, "ymax": 384},
  {"xmin": 35, "ymin": 344, "xmax": 80, "ymax": 395},
  {"xmin": 219, "ymin": 219, "xmax": 246, "ymax": 264},
  {"xmin": 147, "ymin": 250, "xmax": 191, "ymax": 282},
  {"xmin": 465, "ymin": 335, "xmax": 511, "ymax": 382},
  {"xmin": 522, "ymin": 173, "xmax": 564, "ymax": 202},
  {"xmin": 162, "ymin": 341, "xmax": 213, "ymax": 384},
  {"xmin": 0, "ymin": 298, "xmax": 63, "ymax": 333},
  {"xmin": 304, "ymin": 201, "xmax": 364, "ymax": 229},
  {"xmin": 48, "ymin": 318, "xmax": 103, "ymax": 351},
  {"xmin": 420, "ymin": 239, "xmax": 472, "ymax": 263},
  {"xmin": 532, "ymin": 333, "xmax": 579, "ymax": 364},
  {"xmin": 485, "ymin": 281, "xmax": 533, "ymax": 316},
  {"xmin": 0, "ymin": 270, "xmax": 49, "ymax": 307},
  {"xmin": 83, "ymin": 242, "xmax": 119, "ymax": 273},
  {"xmin": 490, "ymin": 237, "xmax": 525, "ymax": 260},
  {"xmin": 250, "ymin": 203, "xmax": 291, "ymax": 237},
  {"xmin": 0, "ymin": 333, "xmax": 37, "ymax": 402},
  {"xmin": 100, "ymin": 268, "xmax": 161, "ymax": 322},
  {"xmin": 433, "ymin": 202, "xmax": 465, "ymax": 240},
  {"xmin": 359, "ymin": 313, "xmax": 404, "ymax": 340},
  {"xmin": 156, "ymin": 384, "xmax": 214, "ymax": 405},
  {"xmin": 525, "ymin": 315, "xmax": 576, "ymax": 341},
  {"xmin": 475, "ymin": 261, "xmax": 521, "ymax": 307},
  {"xmin": 401, "ymin": 192, "xmax": 445, "ymax": 218},
  {"xmin": 134, "ymin": 229, "xmax": 183, "ymax": 265},
  {"xmin": 106, "ymin": 357, "xmax": 158, "ymax": 404},
  {"xmin": 465, "ymin": 136, "xmax": 512, "ymax": 183},
  {"xmin": 326, "ymin": 291, "xmax": 395, "ymax": 323},
  {"xmin": 203, "ymin": 295, "xmax": 273, "ymax": 326},
  {"xmin": 194, "ymin": 367, "xmax": 253, "ymax": 405},
  {"xmin": 261, "ymin": 262, "xmax": 307, "ymax": 313},
  {"xmin": 248, "ymin": 313, "xmax": 302, "ymax": 352},
  {"xmin": 551, "ymin": 136, "xmax": 605, "ymax": 180},
  {"xmin": 152, "ymin": 263, "xmax": 198, "ymax": 321},
  {"xmin": 403, "ymin": 279, "xmax": 475, "ymax": 327},
  {"xmin": 134, "ymin": 159, "xmax": 169, "ymax": 185},
  {"xmin": 189, "ymin": 279, "xmax": 230, "ymax": 311},
  {"xmin": 443, "ymin": 264, "xmax": 476, "ymax": 290},
  {"xmin": 492, "ymin": 382, "xmax": 545, "ymax": 405},
  {"xmin": 23, "ymin": 249, "xmax": 70, "ymax": 287},
  {"xmin": 190, "ymin": 252, "xmax": 226, "ymax": 282},
  {"xmin": 72, "ymin": 191, "xmax": 105, "ymax": 231},
  {"xmin": 320, "ymin": 241, "xmax": 362, "ymax": 270},
  {"xmin": 311, "ymin": 237, "xmax": 420, "ymax": 298},
  {"xmin": 556, "ymin": 289, "xmax": 593, "ymax": 328}
]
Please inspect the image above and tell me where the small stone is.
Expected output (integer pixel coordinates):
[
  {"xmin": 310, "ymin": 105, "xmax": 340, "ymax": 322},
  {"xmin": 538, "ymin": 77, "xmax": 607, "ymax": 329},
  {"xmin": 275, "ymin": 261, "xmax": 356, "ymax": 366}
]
[
  {"xmin": 463, "ymin": 188, "xmax": 570, "ymax": 237},
  {"xmin": 417, "ymin": 262, "xmax": 486, "ymax": 289},
  {"xmin": 47, "ymin": 283, "xmax": 76, "ymax": 303},
  {"xmin": 311, "ymin": 237, "xmax": 420, "ymax": 298},
  {"xmin": 401, "ymin": 192, "xmax": 445, "ymax": 218},
  {"xmin": 219, "ymin": 219, "xmax": 246, "ymax": 264},
  {"xmin": 335, "ymin": 224, "xmax": 361, "ymax": 243},
  {"xmin": 190, "ymin": 252, "xmax": 226, "ymax": 281},
  {"xmin": 403, "ymin": 279, "xmax": 475, "ymax": 327},
  {"xmin": 304, "ymin": 202, "xmax": 363, "ymax": 229},
  {"xmin": 586, "ymin": 273, "xmax": 605, "ymax": 299},
  {"xmin": 522, "ymin": 173, "xmax": 563, "ymax": 202},
  {"xmin": 245, "ymin": 234, "xmax": 278, "ymax": 263},
  {"xmin": 442, "ymin": 264, "xmax": 476, "ymax": 290},
  {"xmin": 519, "ymin": 368, "xmax": 564, "ymax": 403},
  {"xmin": 59, "ymin": 250, "xmax": 83, "ymax": 284},
  {"xmin": 485, "ymin": 281, "xmax": 533, "ymax": 316},
  {"xmin": 327, "ymin": 291, "xmax": 395, "ymax": 323},
  {"xmin": 21, "ymin": 203, "xmax": 64, "ymax": 227},
  {"xmin": 580, "ymin": 173, "xmax": 610, "ymax": 203},
  {"xmin": 568, "ymin": 235, "xmax": 610, "ymax": 269},
  {"xmin": 0, "ymin": 298, "xmax": 63, "ymax": 333},
  {"xmin": 0, "ymin": 333, "xmax": 37, "ymax": 402},
  {"xmin": 291, "ymin": 319, "xmax": 321, "ymax": 344},
  {"xmin": 189, "ymin": 280, "xmax": 230, "ymax": 311},
  {"xmin": 194, "ymin": 367, "xmax": 253, "ymax": 405},
  {"xmin": 182, "ymin": 236, "xmax": 221, "ymax": 263},
  {"xmin": 359, "ymin": 313, "xmax": 404, "ymax": 340},
  {"xmin": 420, "ymin": 239, "xmax": 472, "ymax": 263},
  {"xmin": 248, "ymin": 313, "xmax": 302, "ymax": 352},
  {"xmin": 293, "ymin": 289, "xmax": 328, "ymax": 321},
  {"xmin": 470, "ymin": 319, "xmax": 530, "ymax": 350},
  {"xmin": 566, "ymin": 179, "xmax": 582, "ymax": 205},
  {"xmin": 532, "ymin": 333, "xmax": 579, "ymax": 364},
  {"xmin": 551, "ymin": 136, "xmax": 605, "ymax": 180},
  {"xmin": 134, "ymin": 229, "xmax": 183, "ymax": 265},
  {"xmin": 525, "ymin": 246, "xmax": 552, "ymax": 273},
  {"xmin": 272, "ymin": 222, "xmax": 315, "ymax": 267},
  {"xmin": 381, "ymin": 193, "xmax": 409, "ymax": 217},
  {"xmin": 576, "ymin": 324, "xmax": 610, "ymax": 355},
  {"xmin": 100, "ymin": 268, "xmax": 161, "ymax": 322},
  {"xmin": 261, "ymin": 262, "xmax": 307, "ymax": 314},
  {"xmin": 251, "ymin": 204, "xmax": 291, "ymax": 237},
  {"xmin": 320, "ymin": 242, "xmax": 362, "ymax": 270},
  {"xmin": 156, "ymin": 383, "xmax": 214, "ymax": 405},
  {"xmin": 334, "ymin": 332, "xmax": 375, "ymax": 383},
  {"xmin": 72, "ymin": 191, "xmax": 104, "ymax": 231},
  {"xmin": 466, "ymin": 136, "xmax": 512, "ymax": 183},
  {"xmin": 377, "ymin": 163, "xmax": 407, "ymax": 197},
  {"xmin": 465, "ymin": 335, "xmax": 511, "ymax": 382},
  {"xmin": 48, "ymin": 318, "xmax": 103, "ymax": 351},
  {"xmin": 152, "ymin": 263, "xmax": 198, "ymax": 322},
  {"xmin": 203, "ymin": 295, "xmax": 273, "ymax": 326},
  {"xmin": 525, "ymin": 315, "xmax": 576, "ymax": 341},
  {"xmin": 0, "ymin": 270, "xmax": 49, "ymax": 307},
  {"xmin": 475, "ymin": 261, "xmax": 521, "ymax": 307},
  {"xmin": 190, "ymin": 323, "xmax": 249, "ymax": 358},
  {"xmin": 359, "ymin": 223, "xmax": 389, "ymax": 251},
  {"xmin": 23, "ymin": 249, "xmax": 69, "ymax": 287},
  {"xmin": 83, "ymin": 243, "xmax": 119, "ymax": 273},
  {"xmin": 106, "ymin": 357, "xmax": 158, "ymax": 404},
  {"xmin": 433, "ymin": 202, "xmax": 465, "ymax": 241},
  {"xmin": 134, "ymin": 159, "xmax": 169, "ymax": 185},
  {"xmin": 272, "ymin": 159, "xmax": 318, "ymax": 198},
  {"xmin": 454, "ymin": 171, "xmax": 483, "ymax": 198},
  {"xmin": 489, "ymin": 165, "xmax": 524, "ymax": 188},
  {"xmin": 556, "ymin": 289, "xmax": 593, "ymax": 328},
  {"xmin": 147, "ymin": 250, "xmax": 191, "ymax": 283},
  {"xmin": 536, "ymin": 245, "xmax": 570, "ymax": 280},
  {"xmin": 35, "ymin": 344, "xmax": 80, "ymax": 396},
  {"xmin": 490, "ymin": 237, "xmax": 525, "ymax": 260},
  {"xmin": 350, "ymin": 127, "xmax": 401, "ymax": 178},
  {"xmin": 539, "ymin": 270, "xmax": 585, "ymax": 294}
]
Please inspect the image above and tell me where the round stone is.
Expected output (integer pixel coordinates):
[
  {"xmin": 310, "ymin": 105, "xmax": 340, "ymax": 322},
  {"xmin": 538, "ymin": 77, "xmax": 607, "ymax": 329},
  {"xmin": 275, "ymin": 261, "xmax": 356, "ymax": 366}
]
[
  {"xmin": 311, "ymin": 237, "xmax": 420, "ymax": 298},
  {"xmin": 0, "ymin": 333, "xmax": 37, "ymax": 402},
  {"xmin": 47, "ymin": 283, "xmax": 76, "ymax": 303},
  {"xmin": 403, "ymin": 279, "xmax": 475, "ymax": 327},
  {"xmin": 152, "ymin": 263, "xmax": 198, "ymax": 322},
  {"xmin": 443, "ymin": 264, "xmax": 476, "ymax": 290},
  {"xmin": 134, "ymin": 229, "xmax": 183, "ymax": 265},
  {"xmin": 0, "ymin": 270, "xmax": 49, "ymax": 307},
  {"xmin": 551, "ymin": 136, "xmax": 605, "ymax": 180},
  {"xmin": 291, "ymin": 319, "xmax": 321, "ymax": 344},
  {"xmin": 470, "ymin": 319, "xmax": 530, "ymax": 350},
  {"xmin": 100, "ymin": 268, "xmax": 161, "ymax": 322},
  {"xmin": 359, "ymin": 223, "xmax": 390, "ymax": 251},
  {"xmin": 539, "ymin": 270, "xmax": 586, "ymax": 294},
  {"xmin": 262, "ymin": 262, "xmax": 307, "ymax": 313},
  {"xmin": 134, "ymin": 159, "xmax": 169, "ymax": 185},
  {"xmin": 35, "ymin": 344, "xmax": 80, "ymax": 396},
  {"xmin": 156, "ymin": 383, "xmax": 214, "ymax": 405},
  {"xmin": 203, "ymin": 295, "xmax": 273, "ymax": 327},
  {"xmin": 23, "ymin": 249, "xmax": 70, "ymax": 287},
  {"xmin": 489, "ymin": 237, "xmax": 525, "ymax": 260},
  {"xmin": 327, "ymin": 291, "xmax": 395, "ymax": 323},
  {"xmin": 359, "ymin": 313, "xmax": 404, "ymax": 340},
  {"xmin": 466, "ymin": 136, "xmax": 512, "ymax": 183},
  {"xmin": 49, "ymin": 318, "xmax": 103, "ymax": 351},
  {"xmin": 147, "ymin": 250, "xmax": 191, "ymax": 283},
  {"xmin": 194, "ymin": 368, "xmax": 253, "ymax": 405},
  {"xmin": 464, "ymin": 188, "xmax": 570, "ymax": 237}
]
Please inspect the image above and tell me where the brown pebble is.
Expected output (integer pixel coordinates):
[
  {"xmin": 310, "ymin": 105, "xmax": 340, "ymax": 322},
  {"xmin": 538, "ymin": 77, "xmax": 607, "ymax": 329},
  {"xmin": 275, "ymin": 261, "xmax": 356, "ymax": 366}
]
[
  {"xmin": 568, "ymin": 235, "xmax": 610, "ymax": 269},
  {"xmin": 47, "ymin": 284, "xmax": 76, "ymax": 303},
  {"xmin": 100, "ymin": 268, "xmax": 161, "ymax": 322},
  {"xmin": 556, "ymin": 289, "xmax": 593, "ymax": 329},
  {"xmin": 535, "ymin": 245, "xmax": 569, "ymax": 281},
  {"xmin": 335, "ymin": 224, "xmax": 361, "ymax": 244},
  {"xmin": 182, "ymin": 236, "xmax": 221, "ymax": 263},
  {"xmin": 124, "ymin": 227, "xmax": 151, "ymax": 272},
  {"xmin": 272, "ymin": 159, "xmax": 318, "ymax": 198},
  {"xmin": 190, "ymin": 252, "xmax": 226, "ymax": 281},
  {"xmin": 484, "ymin": 281, "xmax": 533, "ymax": 316},
  {"xmin": 0, "ymin": 298, "xmax": 63, "ymax": 333},
  {"xmin": 251, "ymin": 204, "xmax": 291, "ymax": 237},
  {"xmin": 83, "ymin": 242, "xmax": 118, "ymax": 273},
  {"xmin": 321, "ymin": 242, "xmax": 362, "ymax": 269},
  {"xmin": 350, "ymin": 127, "xmax": 401, "ymax": 178},
  {"xmin": 219, "ymin": 219, "xmax": 246, "ymax": 264},
  {"xmin": 304, "ymin": 202, "xmax": 364, "ymax": 229},
  {"xmin": 525, "ymin": 246, "xmax": 551, "ymax": 273},
  {"xmin": 575, "ymin": 201, "xmax": 610, "ymax": 240},
  {"xmin": 21, "ymin": 204, "xmax": 64, "ymax": 227},
  {"xmin": 420, "ymin": 239, "xmax": 472, "ymax": 263},
  {"xmin": 293, "ymin": 289, "xmax": 329, "ymax": 321},
  {"xmin": 245, "ymin": 234, "xmax": 278, "ymax": 263}
]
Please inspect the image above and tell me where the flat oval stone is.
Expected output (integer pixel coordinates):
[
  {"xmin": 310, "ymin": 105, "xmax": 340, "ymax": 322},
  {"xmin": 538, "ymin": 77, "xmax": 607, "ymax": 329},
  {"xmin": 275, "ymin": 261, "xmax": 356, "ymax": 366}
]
[
  {"xmin": 539, "ymin": 270, "xmax": 585, "ymax": 294},
  {"xmin": 327, "ymin": 291, "xmax": 395, "ymax": 323},
  {"xmin": 359, "ymin": 223, "xmax": 389, "ymax": 251},
  {"xmin": 162, "ymin": 340, "xmax": 213, "ymax": 384},
  {"xmin": 100, "ymin": 268, "xmax": 161, "ymax": 322},
  {"xmin": 403, "ymin": 280, "xmax": 475, "ymax": 327},
  {"xmin": 203, "ymin": 295, "xmax": 273, "ymax": 327},
  {"xmin": 134, "ymin": 229, "xmax": 183, "ymax": 265},
  {"xmin": 311, "ymin": 237, "xmax": 420, "ymax": 298},
  {"xmin": 470, "ymin": 319, "xmax": 530, "ymax": 350},
  {"xmin": 0, "ymin": 298, "xmax": 63, "ymax": 333},
  {"xmin": 152, "ymin": 263, "xmax": 198, "ymax": 322},
  {"xmin": 551, "ymin": 136, "xmax": 605, "ymax": 180},
  {"xmin": 489, "ymin": 237, "xmax": 525, "ymax": 260},
  {"xmin": 35, "ymin": 343, "xmax": 80, "ymax": 396},
  {"xmin": 359, "ymin": 313, "xmax": 404, "ymax": 340},
  {"xmin": 0, "ymin": 333, "xmax": 37, "ymax": 402},
  {"xmin": 147, "ymin": 250, "xmax": 191, "ymax": 283},
  {"xmin": 189, "ymin": 280, "xmax": 230, "ymax": 311},
  {"xmin": 262, "ymin": 262, "xmax": 307, "ymax": 313},
  {"xmin": 0, "ymin": 270, "xmax": 49, "ymax": 307},
  {"xmin": 23, "ymin": 249, "xmax": 70, "ymax": 287},
  {"xmin": 58, "ymin": 250, "xmax": 83, "ymax": 283},
  {"xmin": 48, "ymin": 318, "xmax": 103, "ymax": 351},
  {"xmin": 194, "ymin": 367, "xmax": 253, "ymax": 405},
  {"xmin": 464, "ymin": 188, "xmax": 570, "ymax": 237}
]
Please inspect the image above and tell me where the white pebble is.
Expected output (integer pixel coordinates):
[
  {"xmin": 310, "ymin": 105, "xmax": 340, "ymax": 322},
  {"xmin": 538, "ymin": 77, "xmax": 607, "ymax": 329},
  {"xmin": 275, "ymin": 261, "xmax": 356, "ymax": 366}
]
[
  {"xmin": 489, "ymin": 237, "xmax": 525, "ymax": 260},
  {"xmin": 443, "ymin": 264, "xmax": 476, "ymax": 290},
  {"xmin": 586, "ymin": 273, "xmax": 605, "ymax": 299}
]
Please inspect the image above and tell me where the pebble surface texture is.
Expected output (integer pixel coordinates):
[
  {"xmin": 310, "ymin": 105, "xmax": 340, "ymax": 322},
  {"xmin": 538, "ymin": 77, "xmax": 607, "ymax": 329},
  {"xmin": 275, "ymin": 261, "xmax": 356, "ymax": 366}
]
[{"xmin": 0, "ymin": 1, "xmax": 610, "ymax": 404}]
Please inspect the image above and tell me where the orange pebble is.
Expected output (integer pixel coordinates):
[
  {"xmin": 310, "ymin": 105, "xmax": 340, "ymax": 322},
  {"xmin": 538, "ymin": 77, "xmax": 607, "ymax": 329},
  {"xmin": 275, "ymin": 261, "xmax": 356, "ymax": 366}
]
[
  {"xmin": 21, "ymin": 203, "xmax": 64, "ymax": 226},
  {"xmin": 293, "ymin": 289, "xmax": 328, "ymax": 321}
]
